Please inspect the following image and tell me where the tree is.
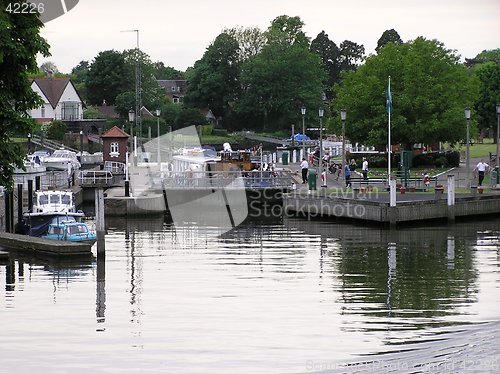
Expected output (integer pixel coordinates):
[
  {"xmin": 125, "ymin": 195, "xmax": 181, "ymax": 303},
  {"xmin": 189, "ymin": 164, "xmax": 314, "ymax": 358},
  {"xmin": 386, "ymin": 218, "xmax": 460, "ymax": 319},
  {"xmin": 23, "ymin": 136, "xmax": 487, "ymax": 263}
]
[
  {"xmin": 114, "ymin": 91, "xmax": 135, "ymax": 118},
  {"xmin": 46, "ymin": 120, "xmax": 67, "ymax": 141},
  {"xmin": 376, "ymin": 29, "xmax": 403, "ymax": 53},
  {"xmin": 0, "ymin": 5, "xmax": 50, "ymax": 188},
  {"xmin": 153, "ymin": 61, "xmax": 185, "ymax": 80},
  {"xmin": 339, "ymin": 40, "xmax": 365, "ymax": 72},
  {"xmin": 310, "ymin": 31, "xmax": 341, "ymax": 99},
  {"xmin": 332, "ymin": 37, "xmax": 479, "ymax": 149},
  {"xmin": 71, "ymin": 60, "xmax": 89, "ymax": 101},
  {"xmin": 175, "ymin": 107, "xmax": 207, "ymax": 130},
  {"xmin": 223, "ymin": 26, "xmax": 267, "ymax": 62},
  {"xmin": 474, "ymin": 62, "xmax": 500, "ymax": 138},
  {"xmin": 237, "ymin": 16, "xmax": 326, "ymax": 130},
  {"xmin": 39, "ymin": 61, "xmax": 59, "ymax": 74},
  {"xmin": 184, "ymin": 33, "xmax": 241, "ymax": 118},
  {"xmin": 86, "ymin": 50, "xmax": 133, "ymax": 105}
]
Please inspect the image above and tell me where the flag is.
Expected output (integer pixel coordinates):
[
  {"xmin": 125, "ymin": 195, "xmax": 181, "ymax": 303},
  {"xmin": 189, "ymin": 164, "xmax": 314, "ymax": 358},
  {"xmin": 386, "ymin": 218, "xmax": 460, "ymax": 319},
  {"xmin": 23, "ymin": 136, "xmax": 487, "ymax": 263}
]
[{"xmin": 386, "ymin": 78, "xmax": 392, "ymax": 114}]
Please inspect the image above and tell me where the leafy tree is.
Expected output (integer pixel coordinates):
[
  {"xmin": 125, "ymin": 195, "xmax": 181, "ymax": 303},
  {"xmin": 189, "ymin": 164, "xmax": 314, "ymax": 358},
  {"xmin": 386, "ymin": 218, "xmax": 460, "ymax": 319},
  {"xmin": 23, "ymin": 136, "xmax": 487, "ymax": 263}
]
[
  {"xmin": 83, "ymin": 105, "xmax": 102, "ymax": 119},
  {"xmin": 223, "ymin": 26, "xmax": 267, "ymax": 62},
  {"xmin": 122, "ymin": 48, "xmax": 165, "ymax": 110},
  {"xmin": 376, "ymin": 29, "xmax": 403, "ymax": 53},
  {"xmin": 114, "ymin": 91, "xmax": 135, "ymax": 118},
  {"xmin": 474, "ymin": 62, "xmax": 500, "ymax": 137},
  {"xmin": 184, "ymin": 33, "xmax": 241, "ymax": 118},
  {"xmin": 46, "ymin": 120, "xmax": 67, "ymax": 141},
  {"xmin": 39, "ymin": 61, "xmax": 59, "ymax": 74},
  {"xmin": 86, "ymin": 50, "xmax": 133, "ymax": 105},
  {"xmin": 339, "ymin": 40, "xmax": 365, "ymax": 72},
  {"xmin": 0, "ymin": 5, "xmax": 50, "ymax": 188},
  {"xmin": 237, "ymin": 15, "xmax": 326, "ymax": 130},
  {"xmin": 70, "ymin": 60, "xmax": 89, "ymax": 101},
  {"xmin": 310, "ymin": 31, "xmax": 340, "ymax": 99},
  {"xmin": 332, "ymin": 37, "xmax": 479, "ymax": 149},
  {"xmin": 175, "ymin": 107, "xmax": 208, "ymax": 130},
  {"xmin": 465, "ymin": 49, "xmax": 500, "ymax": 68},
  {"xmin": 153, "ymin": 61, "xmax": 185, "ymax": 80}
]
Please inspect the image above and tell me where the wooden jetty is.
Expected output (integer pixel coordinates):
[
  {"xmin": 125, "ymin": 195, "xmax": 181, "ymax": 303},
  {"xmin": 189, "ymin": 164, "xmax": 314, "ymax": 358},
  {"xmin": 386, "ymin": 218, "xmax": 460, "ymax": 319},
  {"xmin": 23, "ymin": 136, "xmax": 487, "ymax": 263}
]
[{"xmin": 0, "ymin": 232, "xmax": 92, "ymax": 257}]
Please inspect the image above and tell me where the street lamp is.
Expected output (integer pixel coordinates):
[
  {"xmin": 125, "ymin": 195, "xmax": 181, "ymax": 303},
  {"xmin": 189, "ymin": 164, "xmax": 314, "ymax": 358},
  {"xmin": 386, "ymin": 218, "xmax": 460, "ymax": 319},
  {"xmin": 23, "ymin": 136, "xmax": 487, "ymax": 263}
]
[
  {"xmin": 301, "ymin": 106, "xmax": 306, "ymax": 160},
  {"xmin": 79, "ymin": 130, "xmax": 83, "ymax": 156},
  {"xmin": 156, "ymin": 108, "xmax": 161, "ymax": 165},
  {"xmin": 464, "ymin": 107, "xmax": 471, "ymax": 187},
  {"xmin": 318, "ymin": 107, "xmax": 324, "ymax": 169},
  {"xmin": 340, "ymin": 109, "xmax": 347, "ymax": 181}
]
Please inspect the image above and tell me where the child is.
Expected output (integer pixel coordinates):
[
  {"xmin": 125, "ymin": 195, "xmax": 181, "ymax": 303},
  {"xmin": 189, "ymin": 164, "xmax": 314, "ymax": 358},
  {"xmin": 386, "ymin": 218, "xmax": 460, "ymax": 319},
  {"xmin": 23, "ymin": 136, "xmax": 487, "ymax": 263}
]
[{"xmin": 423, "ymin": 172, "xmax": 430, "ymax": 190}]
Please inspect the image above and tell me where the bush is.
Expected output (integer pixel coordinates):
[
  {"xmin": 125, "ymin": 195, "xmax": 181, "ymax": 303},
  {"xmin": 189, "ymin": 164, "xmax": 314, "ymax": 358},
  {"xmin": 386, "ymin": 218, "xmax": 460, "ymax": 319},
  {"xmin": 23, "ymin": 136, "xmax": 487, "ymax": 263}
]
[
  {"xmin": 46, "ymin": 120, "xmax": 67, "ymax": 141},
  {"xmin": 412, "ymin": 151, "xmax": 460, "ymax": 168}
]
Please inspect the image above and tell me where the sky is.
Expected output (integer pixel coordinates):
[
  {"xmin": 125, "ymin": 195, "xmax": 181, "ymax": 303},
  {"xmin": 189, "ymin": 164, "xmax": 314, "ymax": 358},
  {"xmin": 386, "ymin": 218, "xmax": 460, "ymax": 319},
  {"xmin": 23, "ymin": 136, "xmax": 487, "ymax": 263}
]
[{"xmin": 38, "ymin": 0, "xmax": 500, "ymax": 73}]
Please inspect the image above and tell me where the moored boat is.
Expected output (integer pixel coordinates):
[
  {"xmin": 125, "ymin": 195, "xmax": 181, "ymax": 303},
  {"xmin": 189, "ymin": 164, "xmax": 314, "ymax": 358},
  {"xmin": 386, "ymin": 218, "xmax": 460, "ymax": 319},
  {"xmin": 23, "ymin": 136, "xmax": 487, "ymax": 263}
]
[
  {"xmin": 44, "ymin": 149, "xmax": 81, "ymax": 171},
  {"xmin": 42, "ymin": 220, "xmax": 96, "ymax": 243}
]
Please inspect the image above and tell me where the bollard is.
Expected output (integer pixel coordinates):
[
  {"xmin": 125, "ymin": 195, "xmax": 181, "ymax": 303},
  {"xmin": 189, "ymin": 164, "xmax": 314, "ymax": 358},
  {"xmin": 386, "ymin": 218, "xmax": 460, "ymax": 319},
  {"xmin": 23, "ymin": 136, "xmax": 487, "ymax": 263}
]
[
  {"xmin": 5, "ymin": 189, "xmax": 11, "ymax": 233},
  {"xmin": 35, "ymin": 175, "xmax": 41, "ymax": 191},
  {"xmin": 125, "ymin": 180, "xmax": 130, "ymax": 197}
]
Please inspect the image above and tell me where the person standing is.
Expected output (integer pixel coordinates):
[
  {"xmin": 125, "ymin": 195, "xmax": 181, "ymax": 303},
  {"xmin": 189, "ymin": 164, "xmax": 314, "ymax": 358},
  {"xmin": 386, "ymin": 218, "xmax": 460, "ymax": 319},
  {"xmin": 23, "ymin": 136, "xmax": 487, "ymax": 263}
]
[
  {"xmin": 362, "ymin": 157, "xmax": 369, "ymax": 180},
  {"xmin": 473, "ymin": 159, "xmax": 489, "ymax": 186},
  {"xmin": 344, "ymin": 163, "xmax": 351, "ymax": 188},
  {"xmin": 300, "ymin": 158, "xmax": 309, "ymax": 184}
]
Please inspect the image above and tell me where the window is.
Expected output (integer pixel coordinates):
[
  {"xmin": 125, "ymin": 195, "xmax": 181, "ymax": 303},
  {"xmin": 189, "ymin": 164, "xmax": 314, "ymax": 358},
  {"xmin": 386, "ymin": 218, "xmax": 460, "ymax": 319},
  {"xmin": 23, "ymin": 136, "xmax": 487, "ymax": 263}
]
[
  {"xmin": 171, "ymin": 86, "xmax": 176, "ymax": 92},
  {"xmin": 110, "ymin": 142, "xmax": 119, "ymax": 157},
  {"xmin": 41, "ymin": 106, "xmax": 45, "ymax": 118},
  {"xmin": 61, "ymin": 101, "xmax": 79, "ymax": 120}
]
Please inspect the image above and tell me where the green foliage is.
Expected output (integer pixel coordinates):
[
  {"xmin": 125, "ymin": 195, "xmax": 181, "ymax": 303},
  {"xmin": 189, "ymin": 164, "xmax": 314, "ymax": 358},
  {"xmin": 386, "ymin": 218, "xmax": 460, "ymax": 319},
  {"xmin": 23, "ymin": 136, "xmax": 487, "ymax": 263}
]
[
  {"xmin": 114, "ymin": 91, "xmax": 135, "ymax": 118},
  {"xmin": 46, "ymin": 121, "xmax": 67, "ymax": 141},
  {"xmin": 200, "ymin": 124, "xmax": 213, "ymax": 136},
  {"xmin": 153, "ymin": 61, "xmax": 185, "ymax": 80},
  {"xmin": 86, "ymin": 50, "xmax": 133, "ymax": 105},
  {"xmin": 412, "ymin": 151, "xmax": 460, "ymax": 168},
  {"xmin": 376, "ymin": 29, "xmax": 403, "ymax": 53},
  {"xmin": 0, "ymin": 6, "xmax": 50, "ymax": 189},
  {"xmin": 310, "ymin": 31, "xmax": 340, "ymax": 100},
  {"xmin": 474, "ymin": 62, "xmax": 500, "ymax": 132},
  {"xmin": 184, "ymin": 33, "xmax": 241, "ymax": 118},
  {"xmin": 333, "ymin": 37, "xmax": 479, "ymax": 148},
  {"xmin": 83, "ymin": 105, "xmax": 102, "ymax": 119},
  {"xmin": 175, "ymin": 107, "xmax": 208, "ymax": 130}
]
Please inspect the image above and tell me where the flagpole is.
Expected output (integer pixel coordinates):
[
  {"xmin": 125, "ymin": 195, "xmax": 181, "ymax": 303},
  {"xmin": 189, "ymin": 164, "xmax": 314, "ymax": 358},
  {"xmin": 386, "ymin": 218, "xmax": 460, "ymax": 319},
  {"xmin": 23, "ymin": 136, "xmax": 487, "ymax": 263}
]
[{"xmin": 387, "ymin": 76, "xmax": 391, "ymax": 184}]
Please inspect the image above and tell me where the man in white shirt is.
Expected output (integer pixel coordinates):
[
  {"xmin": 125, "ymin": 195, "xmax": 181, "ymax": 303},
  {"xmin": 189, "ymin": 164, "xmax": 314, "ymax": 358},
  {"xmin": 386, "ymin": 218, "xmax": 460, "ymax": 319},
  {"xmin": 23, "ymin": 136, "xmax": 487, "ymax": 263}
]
[
  {"xmin": 473, "ymin": 159, "xmax": 489, "ymax": 186},
  {"xmin": 362, "ymin": 157, "xmax": 369, "ymax": 180},
  {"xmin": 300, "ymin": 158, "xmax": 309, "ymax": 184}
]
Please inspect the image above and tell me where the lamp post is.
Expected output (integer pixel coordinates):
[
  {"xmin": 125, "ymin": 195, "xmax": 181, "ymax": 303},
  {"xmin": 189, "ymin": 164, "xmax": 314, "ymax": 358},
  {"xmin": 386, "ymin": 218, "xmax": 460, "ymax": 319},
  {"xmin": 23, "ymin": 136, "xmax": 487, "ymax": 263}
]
[
  {"xmin": 156, "ymin": 108, "xmax": 161, "ymax": 165},
  {"xmin": 340, "ymin": 109, "xmax": 347, "ymax": 181},
  {"xmin": 318, "ymin": 107, "xmax": 324, "ymax": 169},
  {"xmin": 301, "ymin": 106, "xmax": 306, "ymax": 159},
  {"xmin": 496, "ymin": 103, "xmax": 500, "ymax": 184},
  {"xmin": 128, "ymin": 109, "xmax": 137, "ymax": 165},
  {"xmin": 465, "ymin": 107, "xmax": 471, "ymax": 187},
  {"xmin": 27, "ymin": 133, "xmax": 31, "ymax": 154},
  {"xmin": 79, "ymin": 130, "xmax": 83, "ymax": 156}
]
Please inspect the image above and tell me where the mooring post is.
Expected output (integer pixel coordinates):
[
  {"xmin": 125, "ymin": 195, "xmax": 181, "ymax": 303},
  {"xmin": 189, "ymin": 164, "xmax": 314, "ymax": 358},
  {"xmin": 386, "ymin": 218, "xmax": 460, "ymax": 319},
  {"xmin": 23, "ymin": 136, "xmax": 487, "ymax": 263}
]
[
  {"xmin": 35, "ymin": 175, "xmax": 41, "ymax": 191},
  {"xmin": 27, "ymin": 179, "xmax": 33, "ymax": 211},
  {"xmin": 389, "ymin": 178, "xmax": 397, "ymax": 228},
  {"xmin": 447, "ymin": 174, "xmax": 455, "ymax": 222},
  {"xmin": 5, "ymin": 189, "xmax": 11, "ymax": 233},
  {"xmin": 96, "ymin": 238, "xmax": 106, "ymax": 325},
  {"xmin": 17, "ymin": 184, "xmax": 23, "ymax": 227},
  {"xmin": 95, "ymin": 188, "xmax": 105, "ymax": 253}
]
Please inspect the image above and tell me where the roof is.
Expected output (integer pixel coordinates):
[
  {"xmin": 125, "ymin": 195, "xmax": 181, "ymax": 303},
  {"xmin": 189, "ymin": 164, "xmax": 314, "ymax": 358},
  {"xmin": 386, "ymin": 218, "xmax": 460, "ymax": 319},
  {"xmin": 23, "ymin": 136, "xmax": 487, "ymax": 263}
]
[
  {"xmin": 101, "ymin": 126, "xmax": 129, "ymax": 138},
  {"xmin": 32, "ymin": 77, "xmax": 83, "ymax": 109},
  {"xmin": 96, "ymin": 105, "xmax": 120, "ymax": 119}
]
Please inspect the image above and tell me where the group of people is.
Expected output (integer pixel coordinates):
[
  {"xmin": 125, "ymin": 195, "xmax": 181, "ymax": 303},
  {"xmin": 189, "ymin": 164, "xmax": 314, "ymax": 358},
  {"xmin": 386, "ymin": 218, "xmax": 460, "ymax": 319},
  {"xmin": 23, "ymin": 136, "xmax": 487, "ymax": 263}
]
[{"xmin": 300, "ymin": 156, "xmax": 369, "ymax": 188}]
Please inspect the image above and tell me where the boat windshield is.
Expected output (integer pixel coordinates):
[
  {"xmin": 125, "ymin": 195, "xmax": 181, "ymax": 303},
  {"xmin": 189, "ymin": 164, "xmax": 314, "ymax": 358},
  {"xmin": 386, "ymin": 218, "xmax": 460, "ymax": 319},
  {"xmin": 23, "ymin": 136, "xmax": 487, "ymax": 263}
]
[
  {"xmin": 67, "ymin": 225, "xmax": 88, "ymax": 234},
  {"xmin": 50, "ymin": 195, "xmax": 60, "ymax": 204},
  {"xmin": 61, "ymin": 195, "xmax": 71, "ymax": 205},
  {"xmin": 39, "ymin": 195, "xmax": 49, "ymax": 205}
]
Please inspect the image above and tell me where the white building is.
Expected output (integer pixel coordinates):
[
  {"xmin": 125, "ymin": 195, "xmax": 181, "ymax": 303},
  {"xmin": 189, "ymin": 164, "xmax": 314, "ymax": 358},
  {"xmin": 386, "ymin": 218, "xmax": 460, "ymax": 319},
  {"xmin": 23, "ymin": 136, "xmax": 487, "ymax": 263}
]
[{"xmin": 30, "ymin": 77, "xmax": 84, "ymax": 122}]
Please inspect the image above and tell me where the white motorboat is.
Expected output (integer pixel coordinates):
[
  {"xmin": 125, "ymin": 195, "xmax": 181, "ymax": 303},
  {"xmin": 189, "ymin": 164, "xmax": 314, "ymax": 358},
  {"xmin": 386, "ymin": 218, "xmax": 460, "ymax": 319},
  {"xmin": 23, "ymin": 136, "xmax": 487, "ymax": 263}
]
[
  {"xmin": 18, "ymin": 190, "xmax": 85, "ymax": 237},
  {"xmin": 44, "ymin": 149, "xmax": 81, "ymax": 171},
  {"xmin": 14, "ymin": 154, "xmax": 47, "ymax": 174}
]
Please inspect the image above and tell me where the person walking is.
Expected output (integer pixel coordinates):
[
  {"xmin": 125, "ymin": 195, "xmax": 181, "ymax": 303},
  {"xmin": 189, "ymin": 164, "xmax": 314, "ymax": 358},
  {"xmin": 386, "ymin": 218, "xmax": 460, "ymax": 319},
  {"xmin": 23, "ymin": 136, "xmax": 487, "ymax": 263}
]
[
  {"xmin": 300, "ymin": 158, "xmax": 309, "ymax": 184},
  {"xmin": 362, "ymin": 157, "xmax": 369, "ymax": 180},
  {"xmin": 473, "ymin": 159, "xmax": 489, "ymax": 186},
  {"xmin": 344, "ymin": 163, "xmax": 351, "ymax": 188}
]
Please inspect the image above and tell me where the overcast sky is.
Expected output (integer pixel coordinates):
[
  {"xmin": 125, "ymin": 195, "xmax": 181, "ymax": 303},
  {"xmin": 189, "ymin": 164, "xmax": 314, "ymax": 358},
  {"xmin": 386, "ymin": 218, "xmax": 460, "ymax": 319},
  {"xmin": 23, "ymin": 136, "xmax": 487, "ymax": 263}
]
[{"xmin": 38, "ymin": 0, "xmax": 500, "ymax": 73}]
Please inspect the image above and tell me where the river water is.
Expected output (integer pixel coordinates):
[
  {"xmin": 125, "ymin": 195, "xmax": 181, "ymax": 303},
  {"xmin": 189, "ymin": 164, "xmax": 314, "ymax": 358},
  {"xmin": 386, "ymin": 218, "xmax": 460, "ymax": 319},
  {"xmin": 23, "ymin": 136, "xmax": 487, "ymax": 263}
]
[{"xmin": 1, "ymin": 216, "xmax": 499, "ymax": 373}]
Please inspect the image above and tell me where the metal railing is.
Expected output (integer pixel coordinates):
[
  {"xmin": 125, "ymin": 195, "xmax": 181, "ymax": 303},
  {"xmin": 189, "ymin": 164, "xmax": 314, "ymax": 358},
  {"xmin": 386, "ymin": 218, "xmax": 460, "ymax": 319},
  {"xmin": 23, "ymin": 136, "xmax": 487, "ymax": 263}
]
[
  {"xmin": 78, "ymin": 170, "xmax": 116, "ymax": 187},
  {"xmin": 141, "ymin": 170, "xmax": 292, "ymax": 190},
  {"xmin": 104, "ymin": 161, "xmax": 125, "ymax": 174}
]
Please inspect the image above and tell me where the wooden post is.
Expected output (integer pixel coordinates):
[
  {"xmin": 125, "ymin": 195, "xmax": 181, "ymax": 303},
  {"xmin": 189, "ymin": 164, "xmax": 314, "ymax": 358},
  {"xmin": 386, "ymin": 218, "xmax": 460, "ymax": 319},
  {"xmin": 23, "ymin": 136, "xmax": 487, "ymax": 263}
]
[
  {"xmin": 95, "ymin": 187, "xmax": 105, "ymax": 235},
  {"xmin": 389, "ymin": 179, "xmax": 397, "ymax": 228},
  {"xmin": 17, "ymin": 184, "xmax": 23, "ymax": 227},
  {"xmin": 5, "ymin": 189, "xmax": 11, "ymax": 233},
  {"xmin": 28, "ymin": 179, "xmax": 33, "ymax": 211},
  {"xmin": 35, "ymin": 175, "xmax": 41, "ymax": 191}
]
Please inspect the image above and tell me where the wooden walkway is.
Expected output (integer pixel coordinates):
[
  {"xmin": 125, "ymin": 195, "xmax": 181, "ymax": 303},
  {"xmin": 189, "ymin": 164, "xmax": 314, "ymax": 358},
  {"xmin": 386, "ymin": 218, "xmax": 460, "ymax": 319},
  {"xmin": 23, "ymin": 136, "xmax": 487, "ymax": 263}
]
[{"xmin": 0, "ymin": 232, "xmax": 92, "ymax": 257}]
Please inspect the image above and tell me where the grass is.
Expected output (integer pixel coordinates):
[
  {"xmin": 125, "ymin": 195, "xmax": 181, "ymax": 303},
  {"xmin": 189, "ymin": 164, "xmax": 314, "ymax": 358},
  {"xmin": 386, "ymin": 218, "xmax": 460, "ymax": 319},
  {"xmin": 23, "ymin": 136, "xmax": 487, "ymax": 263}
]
[{"xmin": 451, "ymin": 138, "xmax": 498, "ymax": 159}]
